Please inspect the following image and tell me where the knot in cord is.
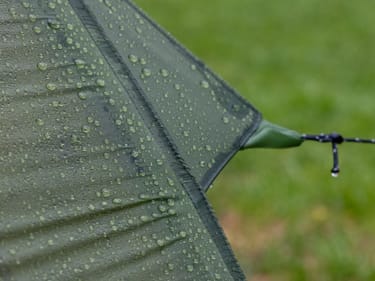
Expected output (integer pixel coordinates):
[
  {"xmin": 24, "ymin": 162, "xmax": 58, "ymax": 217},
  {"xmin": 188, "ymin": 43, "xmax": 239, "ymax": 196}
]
[{"xmin": 301, "ymin": 133, "xmax": 375, "ymax": 177}]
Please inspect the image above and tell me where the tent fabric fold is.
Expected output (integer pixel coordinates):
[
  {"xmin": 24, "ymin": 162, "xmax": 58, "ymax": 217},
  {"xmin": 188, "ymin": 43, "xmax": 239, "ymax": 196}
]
[{"xmin": 0, "ymin": 0, "xmax": 262, "ymax": 280}]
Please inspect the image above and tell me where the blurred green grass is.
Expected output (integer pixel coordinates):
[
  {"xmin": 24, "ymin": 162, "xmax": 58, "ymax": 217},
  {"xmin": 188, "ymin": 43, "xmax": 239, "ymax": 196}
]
[{"xmin": 134, "ymin": 1, "xmax": 375, "ymax": 280}]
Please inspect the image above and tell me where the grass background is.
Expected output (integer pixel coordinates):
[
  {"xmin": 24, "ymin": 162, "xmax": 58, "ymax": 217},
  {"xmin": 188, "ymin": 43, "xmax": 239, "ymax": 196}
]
[{"xmin": 133, "ymin": 1, "xmax": 375, "ymax": 280}]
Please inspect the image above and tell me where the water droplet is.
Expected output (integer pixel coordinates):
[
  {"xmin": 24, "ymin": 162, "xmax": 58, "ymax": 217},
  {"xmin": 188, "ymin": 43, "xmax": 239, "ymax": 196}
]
[
  {"xmin": 33, "ymin": 26, "xmax": 41, "ymax": 34},
  {"xmin": 140, "ymin": 193, "xmax": 151, "ymax": 200},
  {"xmin": 167, "ymin": 199, "xmax": 175, "ymax": 207},
  {"xmin": 109, "ymin": 98, "xmax": 116, "ymax": 105},
  {"xmin": 159, "ymin": 69, "xmax": 169, "ymax": 77},
  {"xmin": 140, "ymin": 58, "xmax": 146, "ymax": 65},
  {"xmin": 168, "ymin": 263, "xmax": 174, "ymax": 271},
  {"xmin": 101, "ymin": 188, "xmax": 111, "ymax": 198},
  {"xmin": 78, "ymin": 92, "xmax": 87, "ymax": 100},
  {"xmin": 47, "ymin": 19, "xmax": 61, "ymax": 30},
  {"xmin": 131, "ymin": 150, "xmax": 139, "ymax": 158},
  {"xmin": 9, "ymin": 249, "xmax": 17, "ymax": 255},
  {"xmin": 96, "ymin": 79, "xmax": 105, "ymax": 87},
  {"xmin": 200, "ymin": 80, "xmax": 209, "ymax": 88},
  {"xmin": 222, "ymin": 116, "xmax": 229, "ymax": 124},
  {"xmin": 66, "ymin": 37, "xmax": 73, "ymax": 45},
  {"xmin": 81, "ymin": 125, "xmax": 91, "ymax": 134},
  {"xmin": 140, "ymin": 215, "xmax": 149, "ymax": 222},
  {"xmin": 48, "ymin": 2, "xmax": 56, "ymax": 9},
  {"xmin": 167, "ymin": 178, "xmax": 175, "ymax": 186},
  {"xmin": 331, "ymin": 171, "xmax": 339, "ymax": 178},
  {"xmin": 186, "ymin": 265, "xmax": 194, "ymax": 272},
  {"xmin": 35, "ymin": 118, "xmax": 44, "ymax": 126},
  {"xmin": 29, "ymin": 14, "xmax": 36, "ymax": 22},
  {"xmin": 112, "ymin": 198, "xmax": 122, "ymax": 204},
  {"xmin": 37, "ymin": 62, "xmax": 48, "ymax": 71},
  {"xmin": 142, "ymin": 68, "xmax": 152, "ymax": 77},
  {"xmin": 46, "ymin": 83, "xmax": 57, "ymax": 91},
  {"xmin": 128, "ymin": 54, "xmax": 138, "ymax": 63},
  {"xmin": 74, "ymin": 59, "xmax": 86, "ymax": 69}
]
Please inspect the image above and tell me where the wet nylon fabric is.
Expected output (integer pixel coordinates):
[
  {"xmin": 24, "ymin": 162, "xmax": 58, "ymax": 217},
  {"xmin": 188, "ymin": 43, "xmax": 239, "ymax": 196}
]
[{"xmin": 0, "ymin": 1, "xmax": 260, "ymax": 280}]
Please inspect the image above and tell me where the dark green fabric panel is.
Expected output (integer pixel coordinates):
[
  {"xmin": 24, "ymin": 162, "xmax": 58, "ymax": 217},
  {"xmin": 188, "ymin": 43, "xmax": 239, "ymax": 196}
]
[
  {"xmin": 0, "ymin": 1, "xmax": 251, "ymax": 280},
  {"xmin": 76, "ymin": 0, "xmax": 261, "ymax": 189}
]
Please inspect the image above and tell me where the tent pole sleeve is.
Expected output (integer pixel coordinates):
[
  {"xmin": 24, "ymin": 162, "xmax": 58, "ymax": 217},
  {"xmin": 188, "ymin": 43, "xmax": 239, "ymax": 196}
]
[{"xmin": 242, "ymin": 119, "xmax": 303, "ymax": 149}]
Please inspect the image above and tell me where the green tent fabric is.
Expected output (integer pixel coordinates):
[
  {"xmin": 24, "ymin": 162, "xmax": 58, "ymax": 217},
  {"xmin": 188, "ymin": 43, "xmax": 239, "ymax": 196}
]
[{"xmin": 0, "ymin": 1, "xmax": 302, "ymax": 280}]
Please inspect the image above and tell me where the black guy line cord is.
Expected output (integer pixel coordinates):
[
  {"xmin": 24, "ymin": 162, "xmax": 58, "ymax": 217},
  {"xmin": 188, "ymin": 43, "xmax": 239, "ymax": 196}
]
[{"xmin": 302, "ymin": 133, "xmax": 375, "ymax": 177}]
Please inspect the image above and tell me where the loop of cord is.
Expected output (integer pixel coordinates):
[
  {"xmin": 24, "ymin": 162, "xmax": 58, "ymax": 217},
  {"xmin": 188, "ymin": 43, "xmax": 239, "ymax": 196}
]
[{"xmin": 301, "ymin": 133, "xmax": 375, "ymax": 177}]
